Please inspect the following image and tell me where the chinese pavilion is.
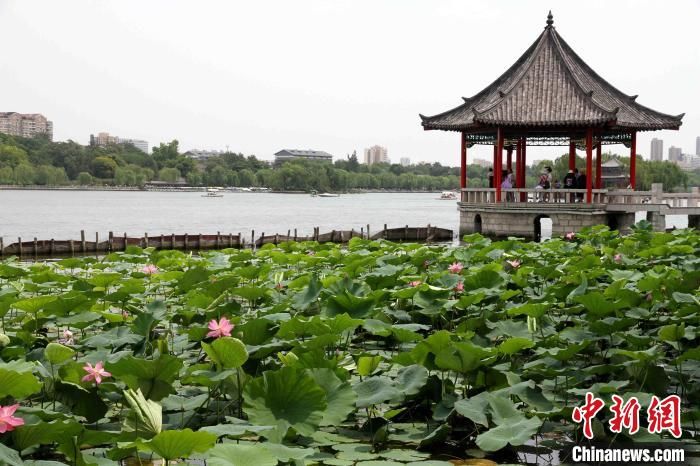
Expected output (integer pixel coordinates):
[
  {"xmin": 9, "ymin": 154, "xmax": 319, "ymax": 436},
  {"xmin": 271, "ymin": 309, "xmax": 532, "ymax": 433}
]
[{"xmin": 420, "ymin": 12, "xmax": 684, "ymax": 239}]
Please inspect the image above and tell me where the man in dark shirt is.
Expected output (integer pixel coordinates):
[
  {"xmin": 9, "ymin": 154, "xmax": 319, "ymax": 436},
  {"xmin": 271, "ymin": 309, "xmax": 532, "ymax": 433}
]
[
  {"xmin": 488, "ymin": 168, "xmax": 494, "ymax": 188},
  {"xmin": 564, "ymin": 169, "xmax": 576, "ymax": 202}
]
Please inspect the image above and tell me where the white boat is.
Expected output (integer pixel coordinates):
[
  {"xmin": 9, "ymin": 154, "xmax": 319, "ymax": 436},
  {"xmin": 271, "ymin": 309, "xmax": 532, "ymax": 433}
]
[
  {"xmin": 318, "ymin": 192, "xmax": 340, "ymax": 198},
  {"xmin": 439, "ymin": 191, "xmax": 457, "ymax": 200},
  {"xmin": 202, "ymin": 188, "xmax": 224, "ymax": 198}
]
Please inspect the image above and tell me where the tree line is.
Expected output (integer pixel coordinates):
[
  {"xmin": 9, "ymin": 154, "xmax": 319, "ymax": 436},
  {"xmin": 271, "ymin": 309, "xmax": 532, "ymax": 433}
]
[{"xmin": 0, "ymin": 133, "xmax": 693, "ymax": 192}]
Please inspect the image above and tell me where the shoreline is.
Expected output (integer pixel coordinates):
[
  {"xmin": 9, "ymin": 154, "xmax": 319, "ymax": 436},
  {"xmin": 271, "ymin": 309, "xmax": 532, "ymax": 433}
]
[{"xmin": 0, "ymin": 185, "xmax": 448, "ymax": 194}]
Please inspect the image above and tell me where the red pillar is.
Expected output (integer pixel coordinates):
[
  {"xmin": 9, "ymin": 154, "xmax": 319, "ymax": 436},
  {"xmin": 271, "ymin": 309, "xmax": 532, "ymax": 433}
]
[
  {"xmin": 520, "ymin": 137, "xmax": 528, "ymax": 202},
  {"xmin": 515, "ymin": 139, "xmax": 522, "ymax": 188},
  {"xmin": 495, "ymin": 128, "xmax": 504, "ymax": 202},
  {"xmin": 585, "ymin": 128, "xmax": 593, "ymax": 203},
  {"xmin": 569, "ymin": 140, "xmax": 576, "ymax": 171},
  {"xmin": 630, "ymin": 131, "xmax": 637, "ymax": 190},
  {"xmin": 460, "ymin": 131, "xmax": 467, "ymax": 189},
  {"xmin": 506, "ymin": 146, "xmax": 513, "ymax": 172},
  {"xmin": 595, "ymin": 141, "xmax": 602, "ymax": 189}
]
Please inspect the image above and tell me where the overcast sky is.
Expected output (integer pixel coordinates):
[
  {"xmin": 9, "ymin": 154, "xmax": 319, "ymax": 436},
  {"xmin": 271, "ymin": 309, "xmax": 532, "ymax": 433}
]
[{"xmin": 1, "ymin": 0, "xmax": 698, "ymax": 165}]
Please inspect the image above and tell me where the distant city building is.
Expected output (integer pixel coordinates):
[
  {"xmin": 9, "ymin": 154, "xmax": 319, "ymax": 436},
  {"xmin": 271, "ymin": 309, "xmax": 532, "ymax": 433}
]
[
  {"xmin": 650, "ymin": 138, "xmax": 663, "ymax": 161},
  {"xmin": 184, "ymin": 149, "xmax": 226, "ymax": 160},
  {"xmin": 668, "ymin": 146, "xmax": 682, "ymax": 162},
  {"xmin": 364, "ymin": 145, "xmax": 389, "ymax": 165},
  {"xmin": 0, "ymin": 112, "xmax": 53, "ymax": 140},
  {"xmin": 399, "ymin": 157, "xmax": 411, "ymax": 166},
  {"xmin": 471, "ymin": 158, "xmax": 493, "ymax": 167},
  {"xmin": 90, "ymin": 132, "xmax": 149, "ymax": 153},
  {"xmin": 274, "ymin": 149, "xmax": 333, "ymax": 164},
  {"xmin": 696, "ymin": 136, "xmax": 700, "ymax": 156},
  {"xmin": 672, "ymin": 153, "xmax": 700, "ymax": 171}
]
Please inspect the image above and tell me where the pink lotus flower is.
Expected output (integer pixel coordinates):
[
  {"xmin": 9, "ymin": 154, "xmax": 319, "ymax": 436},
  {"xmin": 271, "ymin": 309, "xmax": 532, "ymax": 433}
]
[
  {"xmin": 448, "ymin": 262, "xmax": 464, "ymax": 274},
  {"xmin": 207, "ymin": 317, "xmax": 233, "ymax": 338},
  {"xmin": 506, "ymin": 259, "xmax": 521, "ymax": 269},
  {"xmin": 0, "ymin": 404, "xmax": 24, "ymax": 433},
  {"xmin": 614, "ymin": 254, "xmax": 622, "ymax": 263},
  {"xmin": 142, "ymin": 264, "xmax": 158, "ymax": 274},
  {"xmin": 409, "ymin": 280, "xmax": 422, "ymax": 287},
  {"xmin": 646, "ymin": 292, "xmax": 653, "ymax": 302},
  {"xmin": 454, "ymin": 281, "xmax": 464, "ymax": 293},
  {"xmin": 59, "ymin": 329, "xmax": 74, "ymax": 345},
  {"xmin": 565, "ymin": 232, "xmax": 576, "ymax": 240},
  {"xmin": 307, "ymin": 250, "xmax": 316, "ymax": 256},
  {"xmin": 275, "ymin": 283, "xmax": 284, "ymax": 290},
  {"xmin": 121, "ymin": 309, "xmax": 129, "ymax": 319},
  {"xmin": 81, "ymin": 362, "xmax": 112, "ymax": 385}
]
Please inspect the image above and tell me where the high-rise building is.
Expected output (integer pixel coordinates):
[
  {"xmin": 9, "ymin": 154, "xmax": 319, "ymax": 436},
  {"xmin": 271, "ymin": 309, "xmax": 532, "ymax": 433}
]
[
  {"xmin": 399, "ymin": 157, "xmax": 411, "ymax": 166},
  {"xmin": 90, "ymin": 132, "xmax": 149, "ymax": 153},
  {"xmin": 364, "ymin": 145, "xmax": 389, "ymax": 165},
  {"xmin": 0, "ymin": 112, "xmax": 53, "ymax": 140},
  {"xmin": 650, "ymin": 138, "xmax": 663, "ymax": 161},
  {"xmin": 668, "ymin": 146, "xmax": 682, "ymax": 162},
  {"xmin": 696, "ymin": 136, "xmax": 700, "ymax": 156}
]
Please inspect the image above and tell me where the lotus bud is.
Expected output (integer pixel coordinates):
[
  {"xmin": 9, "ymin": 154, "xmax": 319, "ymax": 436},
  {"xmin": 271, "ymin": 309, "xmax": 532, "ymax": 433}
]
[{"xmin": 0, "ymin": 333, "xmax": 9, "ymax": 348}]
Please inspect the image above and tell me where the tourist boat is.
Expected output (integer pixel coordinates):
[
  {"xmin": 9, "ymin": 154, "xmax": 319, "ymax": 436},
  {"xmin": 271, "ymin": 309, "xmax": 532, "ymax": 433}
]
[
  {"xmin": 201, "ymin": 188, "xmax": 224, "ymax": 198},
  {"xmin": 318, "ymin": 192, "xmax": 340, "ymax": 198},
  {"xmin": 439, "ymin": 191, "xmax": 457, "ymax": 200}
]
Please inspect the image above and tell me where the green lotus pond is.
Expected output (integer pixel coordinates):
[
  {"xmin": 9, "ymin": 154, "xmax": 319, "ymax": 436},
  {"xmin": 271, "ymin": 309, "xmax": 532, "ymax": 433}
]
[{"xmin": 0, "ymin": 222, "xmax": 698, "ymax": 465}]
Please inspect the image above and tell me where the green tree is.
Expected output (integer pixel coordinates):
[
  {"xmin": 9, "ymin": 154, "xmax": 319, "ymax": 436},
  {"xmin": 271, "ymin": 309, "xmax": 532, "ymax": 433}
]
[
  {"xmin": 92, "ymin": 156, "xmax": 118, "ymax": 178},
  {"xmin": 0, "ymin": 144, "xmax": 29, "ymax": 168},
  {"xmin": 77, "ymin": 172, "xmax": 93, "ymax": 185},
  {"xmin": 158, "ymin": 167, "xmax": 181, "ymax": 182},
  {"xmin": 13, "ymin": 164, "xmax": 36, "ymax": 185}
]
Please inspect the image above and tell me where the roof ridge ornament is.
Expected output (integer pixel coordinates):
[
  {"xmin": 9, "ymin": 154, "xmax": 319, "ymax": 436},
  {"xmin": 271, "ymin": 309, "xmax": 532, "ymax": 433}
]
[{"xmin": 545, "ymin": 11, "xmax": 554, "ymax": 28}]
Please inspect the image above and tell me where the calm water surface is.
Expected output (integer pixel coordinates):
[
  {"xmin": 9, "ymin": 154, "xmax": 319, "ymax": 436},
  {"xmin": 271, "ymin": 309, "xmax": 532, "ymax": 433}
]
[
  {"xmin": 0, "ymin": 191, "xmax": 459, "ymax": 242},
  {"xmin": 0, "ymin": 190, "xmax": 687, "ymax": 243}
]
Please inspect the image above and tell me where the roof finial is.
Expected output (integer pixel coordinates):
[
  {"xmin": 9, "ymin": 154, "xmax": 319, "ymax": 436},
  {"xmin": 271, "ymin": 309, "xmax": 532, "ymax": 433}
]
[{"xmin": 546, "ymin": 10, "xmax": 554, "ymax": 28}]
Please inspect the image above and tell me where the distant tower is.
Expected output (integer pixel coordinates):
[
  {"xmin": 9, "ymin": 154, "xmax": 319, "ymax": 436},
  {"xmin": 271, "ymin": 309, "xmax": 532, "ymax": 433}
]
[
  {"xmin": 668, "ymin": 146, "xmax": 682, "ymax": 162},
  {"xmin": 650, "ymin": 138, "xmax": 663, "ymax": 161}
]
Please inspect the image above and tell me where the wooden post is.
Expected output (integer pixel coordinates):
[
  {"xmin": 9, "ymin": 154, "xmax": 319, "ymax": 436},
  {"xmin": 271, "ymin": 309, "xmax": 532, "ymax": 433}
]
[
  {"xmin": 231, "ymin": 233, "xmax": 235, "ymax": 248},
  {"xmin": 18, "ymin": 237, "xmax": 22, "ymax": 257},
  {"xmin": 261, "ymin": 232, "xmax": 265, "ymax": 247},
  {"xmin": 171, "ymin": 233, "xmax": 175, "ymax": 249},
  {"xmin": 495, "ymin": 127, "xmax": 504, "ymax": 202},
  {"xmin": 460, "ymin": 131, "xmax": 467, "ymax": 188},
  {"xmin": 81, "ymin": 230, "xmax": 86, "ymax": 253},
  {"xmin": 144, "ymin": 232, "xmax": 148, "ymax": 248},
  {"xmin": 275, "ymin": 233, "xmax": 279, "ymax": 245},
  {"xmin": 360, "ymin": 227, "xmax": 364, "ymax": 239},
  {"xmin": 427, "ymin": 224, "xmax": 432, "ymax": 243},
  {"xmin": 340, "ymin": 230, "xmax": 344, "ymax": 242},
  {"xmin": 294, "ymin": 228, "xmax": 297, "ymax": 241},
  {"xmin": 367, "ymin": 224, "xmax": 370, "ymax": 239},
  {"xmin": 95, "ymin": 232, "xmax": 99, "ymax": 253},
  {"xmin": 69, "ymin": 239, "xmax": 74, "ymax": 255},
  {"xmin": 586, "ymin": 128, "xmax": 593, "ymax": 203},
  {"xmin": 184, "ymin": 233, "xmax": 189, "ymax": 250},
  {"xmin": 595, "ymin": 141, "xmax": 602, "ymax": 189},
  {"xmin": 630, "ymin": 131, "xmax": 637, "ymax": 190},
  {"xmin": 0, "ymin": 237, "xmax": 3, "ymax": 258},
  {"xmin": 251, "ymin": 230, "xmax": 255, "ymax": 248},
  {"xmin": 383, "ymin": 224, "xmax": 387, "ymax": 239},
  {"xmin": 404, "ymin": 224, "xmax": 409, "ymax": 241},
  {"xmin": 109, "ymin": 231, "xmax": 114, "ymax": 252},
  {"xmin": 33, "ymin": 237, "xmax": 38, "ymax": 256}
]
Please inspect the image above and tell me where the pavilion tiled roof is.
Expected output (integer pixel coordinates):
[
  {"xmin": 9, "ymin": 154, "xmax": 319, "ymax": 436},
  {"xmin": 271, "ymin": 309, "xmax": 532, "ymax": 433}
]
[{"xmin": 420, "ymin": 12, "xmax": 683, "ymax": 133}]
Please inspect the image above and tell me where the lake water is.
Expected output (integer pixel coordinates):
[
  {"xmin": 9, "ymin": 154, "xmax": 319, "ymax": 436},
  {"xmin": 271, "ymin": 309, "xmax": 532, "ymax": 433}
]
[{"xmin": 0, "ymin": 190, "xmax": 688, "ymax": 244}]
